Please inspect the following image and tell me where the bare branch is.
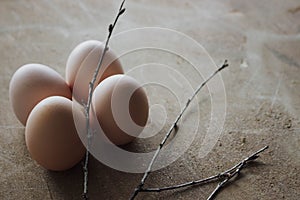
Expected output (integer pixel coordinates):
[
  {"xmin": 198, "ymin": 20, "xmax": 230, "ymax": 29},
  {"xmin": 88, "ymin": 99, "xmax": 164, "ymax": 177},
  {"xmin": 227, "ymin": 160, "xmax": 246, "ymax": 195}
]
[
  {"xmin": 82, "ymin": 1, "xmax": 126, "ymax": 199},
  {"xmin": 140, "ymin": 175, "xmax": 219, "ymax": 193},
  {"xmin": 207, "ymin": 145, "xmax": 268, "ymax": 200},
  {"xmin": 129, "ymin": 60, "xmax": 229, "ymax": 200},
  {"xmin": 78, "ymin": 2, "xmax": 266, "ymax": 199},
  {"xmin": 139, "ymin": 146, "xmax": 268, "ymax": 200}
]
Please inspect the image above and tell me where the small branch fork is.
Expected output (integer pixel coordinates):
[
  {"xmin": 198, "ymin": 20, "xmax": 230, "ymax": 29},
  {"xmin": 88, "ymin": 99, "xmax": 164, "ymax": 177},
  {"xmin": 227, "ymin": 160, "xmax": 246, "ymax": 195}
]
[
  {"xmin": 129, "ymin": 60, "xmax": 230, "ymax": 200},
  {"xmin": 82, "ymin": 1, "xmax": 126, "ymax": 199},
  {"xmin": 139, "ymin": 145, "xmax": 269, "ymax": 200}
]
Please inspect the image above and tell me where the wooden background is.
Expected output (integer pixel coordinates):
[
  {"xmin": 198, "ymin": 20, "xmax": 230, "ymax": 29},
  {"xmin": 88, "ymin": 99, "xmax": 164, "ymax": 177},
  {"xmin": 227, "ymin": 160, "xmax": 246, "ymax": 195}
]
[{"xmin": 0, "ymin": 0, "xmax": 299, "ymax": 199}]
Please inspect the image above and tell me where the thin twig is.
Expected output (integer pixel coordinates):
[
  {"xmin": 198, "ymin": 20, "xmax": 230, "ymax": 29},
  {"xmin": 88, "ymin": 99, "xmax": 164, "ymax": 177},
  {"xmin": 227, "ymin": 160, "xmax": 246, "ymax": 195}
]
[
  {"xmin": 129, "ymin": 60, "xmax": 229, "ymax": 200},
  {"xmin": 82, "ymin": 1, "xmax": 126, "ymax": 199},
  {"xmin": 139, "ymin": 146, "xmax": 268, "ymax": 200},
  {"xmin": 139, "ymin": 175, "xmax": 219, "ymax": 193},
  {"xmin": 207, "ymin": 145, "xmax": 268, "ymax": 200}
]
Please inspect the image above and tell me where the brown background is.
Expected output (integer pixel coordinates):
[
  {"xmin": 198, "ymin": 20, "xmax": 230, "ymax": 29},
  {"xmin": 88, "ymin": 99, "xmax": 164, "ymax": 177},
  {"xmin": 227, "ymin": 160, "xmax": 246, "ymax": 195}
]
[{"xmin": 0, "ymin": 0, "xmax": 299, "ymax": 199}]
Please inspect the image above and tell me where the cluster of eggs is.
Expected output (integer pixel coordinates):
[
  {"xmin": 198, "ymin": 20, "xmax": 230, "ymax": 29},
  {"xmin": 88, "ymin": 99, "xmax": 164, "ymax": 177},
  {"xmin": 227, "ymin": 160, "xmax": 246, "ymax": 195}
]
[{"xmin": 9, "ymin": 40, "xmax": 149, "ymax": 171}]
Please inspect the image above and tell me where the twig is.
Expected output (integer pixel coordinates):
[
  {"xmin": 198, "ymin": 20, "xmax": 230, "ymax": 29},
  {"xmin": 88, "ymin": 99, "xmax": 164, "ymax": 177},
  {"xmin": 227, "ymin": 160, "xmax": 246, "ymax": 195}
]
[
  {"xmin": 129, "ymin": 60, "xmax": 229, "ymax": 200},
  {"xmin": 139, "ymin": 175, "xmax": 219, "ymax": 193},
  {"xmin": 139, "ymin": 146, "xmax": 268, "ymax": 200},
  {"xmin": 82, "ymin": 1, "xmax": 126, "ymax": 199},
  {"xmin": 207, "ymin": 145, "xmax": 268, "ymax": 200}
]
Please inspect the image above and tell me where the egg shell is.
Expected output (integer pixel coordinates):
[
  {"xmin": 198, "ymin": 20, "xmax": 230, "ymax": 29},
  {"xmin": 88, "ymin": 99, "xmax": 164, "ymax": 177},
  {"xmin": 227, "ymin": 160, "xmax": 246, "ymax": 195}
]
[
  {"xmin": 66, "ymin": 40, "xmax": 124, "ymax": 103},
  {"xmin": 9, "ymin": 63, "xmax": 72, "ymax": 126},
  {"xmin": 92, "ymin": 74, "xmax": 149, "ymax": 145},
  {"xmin": 25, "ymin": 96, "xmax": 85, "ymax": 171}
]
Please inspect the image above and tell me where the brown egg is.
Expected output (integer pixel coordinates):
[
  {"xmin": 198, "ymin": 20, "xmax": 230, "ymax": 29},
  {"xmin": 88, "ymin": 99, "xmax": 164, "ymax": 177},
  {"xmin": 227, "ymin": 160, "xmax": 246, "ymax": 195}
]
[
  {"xmin": 92, "ymin": 74, "xmax": 149, "ymax": 145},
  {"xmin": 9, "ymin": 64, "xmax": 72, "ymax": 126},
  {"xmin": 25, "ymin": 96, "xmax": 86, "ymax": 171},
  {"xmin": 65, "ymin": 40, "xmax": 124, "ymax": 103}
]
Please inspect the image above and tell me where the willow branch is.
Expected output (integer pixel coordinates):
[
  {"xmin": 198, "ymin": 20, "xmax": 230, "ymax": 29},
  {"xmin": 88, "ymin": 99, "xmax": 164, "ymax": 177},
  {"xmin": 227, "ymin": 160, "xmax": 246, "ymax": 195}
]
[
  {"xmin": 82, "ymin": 1, "xmax": 126, "ymax": 199},
  {"xmin": 129, "ymin": 60, "xmax": 229, "ymax": 200},
  {"xmin": 139, "ymin": 146, "xmax": 268, "ymax": 199}
]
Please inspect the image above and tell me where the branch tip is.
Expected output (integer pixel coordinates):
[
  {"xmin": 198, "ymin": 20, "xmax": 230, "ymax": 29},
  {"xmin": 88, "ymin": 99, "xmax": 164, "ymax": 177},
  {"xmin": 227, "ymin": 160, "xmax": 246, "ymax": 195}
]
[
  {"xmin": 120, "ymin": 0, "xmax": 125, "ymax": 10},
  {"xmin": 218, "ymin": 60, "xmax": 229, "ymax": 71}
]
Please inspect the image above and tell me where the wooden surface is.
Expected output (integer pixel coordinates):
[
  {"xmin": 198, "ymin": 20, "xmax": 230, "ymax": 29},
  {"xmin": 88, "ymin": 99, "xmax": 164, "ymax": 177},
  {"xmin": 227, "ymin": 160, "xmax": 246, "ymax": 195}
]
[{"xmin": 0, "ymin": 0, "xmax": 299, "ymax": 199}]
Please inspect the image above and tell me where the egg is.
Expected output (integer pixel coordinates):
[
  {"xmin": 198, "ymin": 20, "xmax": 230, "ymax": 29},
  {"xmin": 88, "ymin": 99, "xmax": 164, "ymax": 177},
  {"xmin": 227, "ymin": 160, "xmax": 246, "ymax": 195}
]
[
  {"xmin": 9, "ymin": 64, "xmax": 72, "ymax": 126},
  {"xmin": 25, "ymin": 96, "xmax": 86, "ymax": 171},
  {"xmin": 92, "ymin": 74, "xmax": 149, "ymax": 145},
  {"xmin": 66, "ymin": 40, "xmax": 124, "ymax": 103}
]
